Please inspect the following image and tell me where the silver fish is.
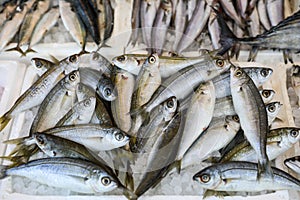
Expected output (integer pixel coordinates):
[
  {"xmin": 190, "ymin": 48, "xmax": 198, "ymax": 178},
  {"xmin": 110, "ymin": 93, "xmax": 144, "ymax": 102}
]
[
  {"xmin": 172, "ymin": 0, "xmax": 186, "ymax": 52},
  {"xmin": 284, "ymin": 156, "xmax": 300, "ymax": 174},
  {"xmin": 0, "ymin": 157, "xmax": 118, "ymax": 193},
  {"xmin": 0, "ymin": 54, "xmax": 80, "ymax": 132},
  {"xmin": 230, "ymin": 66, "xmax": 272, "ymax": 179},
  {"xmin": 30, "ymin": 70, "xmax": 80, "ymax": 133},
  {"xmin": 266, "ymin": 0, "xmax": 284, "ymax": 27},
  {"xmin": 193, "ymin": 161, "xmax": 300, "ymax": 192},
  {"xmin": 176, "ymin": 81, "xmax": 215, "ymax": 161},
  {"xmin": 31, "ymin": 57, "xmax": 55, "ymax": 76},
  {"xmin": 257, "ymin": 0, "xmax": 271, "ymax": 30}
]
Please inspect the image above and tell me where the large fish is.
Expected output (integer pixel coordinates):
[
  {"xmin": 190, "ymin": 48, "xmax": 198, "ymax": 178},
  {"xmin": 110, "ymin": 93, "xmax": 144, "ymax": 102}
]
[{"xmin": 217, "ymin": 9, "xmax": 300, "ymax": 63}]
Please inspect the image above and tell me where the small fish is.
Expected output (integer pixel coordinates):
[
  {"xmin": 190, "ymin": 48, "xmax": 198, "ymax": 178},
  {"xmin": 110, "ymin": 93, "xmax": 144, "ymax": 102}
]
[
  {"xmin": 176, "ymin": 81, "xmax": 215, "ymax": 162},
  {"xmin": 59, "ymin": 0, "xmax": 87, "ymax": 52},
  {"xmin": 219, "ymin": 128, "xmax": 300, "ymax": 163},
  {"xmin": 102, "ymin": 0, "xmax": 114, "ymax": 42},
  {"xmin": 181, "ymin": 115, "xmax": 240, "ymax": 170},
  {"xmin": 0, "ymin": 54, "xmax": 80, "ymax": 132},
  {"xmin": 266, "ymin": 101, "xmax": 282, "ymax": 125},
  {"xmin": 193, "ymin": 161, "xmax": 300, "ymax": 192},
  {"xmin": 291, "ymin": 65, "xmax": 300, "ymax": 107},
  {"xmin": 266, "ymin": 0, "xmax": 284, "ymax": 27},
  {"xmin": 217, "ymin": 9, "xmax": 300, "ymax": 63},
  {"xmin": 55, "ymin": 96, "xmax": 96, "ymax": 126},
  {"xmin": 219, "ymin": 0, "xmax": 244, "ymax": 28},
  {"xmin": 128, "ymin": 0, "xmax": 141, "ymax": 46},
  {"xmin": 30, "ymin": 70, "xmax": 80, "ymax": 134},
  {"xmin": 26, "ymin": 6, "xmax": 60, "ymax": 54},
  {"xmin": 0, "ymin": 157, "xmax": 118, "ymax": 193},
  {"xmin": 230, "ymin": 65, "xmax": 272, "ymax": 179},
  {"xmin": 284, "ymin": 156, "xmax": 300, "ymax": 174},
  {"xmin": 208, "ymin": 4, "xmax": 221, "ymax": 50},
  {"xmin": 172, "ymin": 0, "xmax": 186, "ymax": 52},
  {"xmin": 257, "ymin": 0, "xmax": 271, "ymax": 30},
  {"xmin": 259, "ymin": 89, "xmax": 276, "ymax": 104},
  {"xmin": 111, "ymin": 69, "xmax": 135, "ymax": 132}
]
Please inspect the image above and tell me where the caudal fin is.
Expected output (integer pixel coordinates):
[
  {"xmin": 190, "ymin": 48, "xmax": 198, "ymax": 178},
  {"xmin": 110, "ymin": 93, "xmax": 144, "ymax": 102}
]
[
  {"xmin": 24, "ymin": 47, "xmax": 37, "ymax": 55},
  {"xmin": 0, "ymin": 114, "xmax": 11, "ymax": 132},
  {"xmin": 5, "ymin": 46, "xmax": 26, "ymax": 57}
]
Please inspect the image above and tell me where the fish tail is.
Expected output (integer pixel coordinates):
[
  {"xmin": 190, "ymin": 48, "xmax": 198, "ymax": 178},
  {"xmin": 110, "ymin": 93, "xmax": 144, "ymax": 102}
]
[
  {"xmin": 0, "ymin": 113, "xmax": 11, "ymax": 132},
  {"xmin": 257, "ymin": 159, "xmax": 273, "ymax": 181},
  {"xmin": 5, "ymin": 46, "xmax": 26, "ymax": 56},
  {"xmin": 0, "ymin": 165, "xmax": 8, "ymax": 179},
  {"xmin": 216, "ymin": 11, "xmax": 239, "ymax": 55},
  {"xmin": 24, "ymin": 47, "xmax": 37, "ymax": 55}
]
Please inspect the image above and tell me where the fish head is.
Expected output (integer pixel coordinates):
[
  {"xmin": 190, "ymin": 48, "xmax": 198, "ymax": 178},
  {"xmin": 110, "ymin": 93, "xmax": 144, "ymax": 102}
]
[
  {"xmin": 87, "ymin": 170, "xmax": 118, "ymax": 193},
  {"xmin": 64, "ymin": 70, "xmax": 80, "ymax": 90},
  {"xmin": 230, "ymin": 65, "xmax": 248, "ymax": 89},
  {"xmin": 247, "ymin": 67, "xmax": 273, "ymax": 86},
  {"xmin": 32, "ymin": 132, "xmax": 59, "ymax": 157},
  {"xmin": 162, "ymin": 96, "xmax": 178, "ymax": 121},
  {"xmin": 112, "ymin": 55, "xmax": 144, "ymax": 74},
  {"xmin": 145, "ymin": 53, "xmax": 159, "ymax": 67},
  {"xmin": 259, "ymin": 89, "xmax": 275, "ymax": 103},
  {"xmin": 193, "ymin": 166, "xmax": 222, "ymax": 189},
  {"xmin": 62, "ymin": 54, "xmax": 81, "ymax": 74},
  {"xmin": 106, "ymin": 129, "xmax": 130, "ymax": 148},
  {"xmin": 266, "ymin": 102, "xmax": 282, "ymax": 118},
  {"xmin": 287, "ymin": 128, "xmax": 300, "ymax": 144},
  {"xmin": 96, "ymin": 76, "xmax": 117, "ymax": 101},
  {"xmin": 210, "ymin": 54, "xmax": 231, "ymax": 73},
  {"xmin": 225, "ymin": 115, "xmax": 240, "ymax": 132}
]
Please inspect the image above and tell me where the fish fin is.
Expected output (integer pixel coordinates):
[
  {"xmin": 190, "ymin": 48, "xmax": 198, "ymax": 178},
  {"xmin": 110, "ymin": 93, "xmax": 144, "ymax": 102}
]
[
  {"xmin": 0, "ymin": 113, "xmax": 11, "ymax": 132},
  {"xmin": 257, "ymin": 159, "xmax": 273, "ymax": 181},
  {"xmin": 0, "ymin": 155, "xmax": 28, "ymax": 166},
  {"xmin": 247, "ymin": 46, "xmax": 259, "ymax": 62},
  {"xmin": 0, "ymin": 165, "xmax": 8, "ymax": 179},
  {"xmin": 24, "ymin": 47, "xmax": 37, "ymax": 55},
  {"xmin": 5, "ymin": 46, "xmax": 26, "ymax": 56},
  {"xmin": 283, "ymin": 50, "xmax": 294, "ymax": 64},
  {"xmin": 215, "ymin": 10, "xmax": 239, "ymax": 55}
]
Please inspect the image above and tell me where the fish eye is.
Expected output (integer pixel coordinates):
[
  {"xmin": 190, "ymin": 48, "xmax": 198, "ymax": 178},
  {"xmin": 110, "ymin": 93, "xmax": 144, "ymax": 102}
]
[
  {"xmin": 235, "ymin": 69, "xmax": 243, "ymax": 77},
  {"xmin": 69, "ymin": 55, "xmax": 78, "ymax": 63},
  {"xmin": 267, "ymin": 104, "xmax": 275, "ymax": 112},
  {"xmin": 148, "ymin": 55, "xmax": 156, "ymax": 64},
  {"xmin": 262, "ymin": 90, "xmax": 271, "ymax": 98},
  {"xmin": 92, "ymin": 53, "xmax": 100, "ymax": 61},
  {"xmin": 35, "ymin": 60, "xmax": 42, "ymax": 68},
  {"xmin": 101, "ymin": 177, "xmax": 111, "ymax": 186},
  {"xmin": 232, "ymin": 115, "xmax": 239, "ymax": 122},
  {"xmin": 166, "ymin": 99, "xmax": 174, "ymax": 108},
  {"xmin": 200, "ymin": 174, "xmax": 210, "ymax": 183},
  {"xmin": 290, "ymin": 130, "xmax": 299, "ymax": 138},
  {"xmin": 260, "ymin": 69, "xmax": 269, "ymax": 77},
  {"xmin": 69, "ymin": 73, "xmax": 77, "ymax": 81},
  {"xmin": 115, "ymin": 132, "xmax": 124, "ymax": 141},
  {"xmin": 216, "ymin": 59, "xmax": 224, "ymax": 67},
  {"xmin": 84, "ymin": 99, "xmax": 91, "ymax": 107},
  {"xmin": 117, "ymin": 55, "xmax": 127, "ymax": 62},
  {"xmin": 104, "ymin": 88, "xmax": 112, "ymax": 97}
]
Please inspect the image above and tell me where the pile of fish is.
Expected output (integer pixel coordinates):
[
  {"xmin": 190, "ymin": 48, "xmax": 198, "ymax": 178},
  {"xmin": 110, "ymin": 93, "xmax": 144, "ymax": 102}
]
[
  {"xmin": 0, "ymin": 0, "xmax": 114, "ymax": 55},
  {"xmin": 0, "ymin": 48, "xmax": 299, "ymax": 199},
  {"xmin": 129, "ymin": 0, "xmax": 300, "ymax": 63}
]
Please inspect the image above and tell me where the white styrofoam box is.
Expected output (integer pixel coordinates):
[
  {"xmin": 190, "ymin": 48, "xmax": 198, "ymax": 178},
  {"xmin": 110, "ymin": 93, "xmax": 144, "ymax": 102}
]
[{"xmin": 0, "ymin": 45, "xmax": 299, "ymax": 199}]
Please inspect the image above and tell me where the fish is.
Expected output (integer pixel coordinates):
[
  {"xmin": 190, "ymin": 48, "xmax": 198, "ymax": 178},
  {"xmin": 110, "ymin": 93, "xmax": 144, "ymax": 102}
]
[
  {"xmin": 59, "ymin": 0, "xmax": 87, "ymax": 52},
  {"xmin": 219, "ymin": 0, "xmax": 244, "ymax": 28},
  {"xmin": 176, "ymin": 81, "xmax": 215, "ymax": 162},
  {"xmin": 291, "ymin": 65, "xmax": 300, "ymax": 106},
  {"xmin": 71, "ymin": 0, "xmax": 100, "ymax": 45},
  {"xmin": 112, "ymin": 53, "xmax": 212, "ymax": 78},
  {"xmin": 230, "ymin": 65, "xmax": 272, "ymax": 179},
  {"xmin": 181, "ymin": 115, "xmax": 240, "ymax": 170},
  {"xmin": 284, "ymin": 156, "xmax": 300, "ymax": 174},
  {"xmin": 0, "ymin": 157, "xmax": 118, "ymax": 193},
  {"xmin": 128, "ymin": 0, "xmax": 141, "ymax": 46},
  {"xmin": 217, "ymin": 9, "xmax": 300, "ymax": 63},
  {"xmin": 208, "ymin": 4, "xmax": 221, "ymax": 50},
  {"xmin": 259, "ymin": 89, "xmax": 276, "ymax": 104},
  {"xmin": 266, "ymin": 0, "xmax": 284, "ymax": 27},
  {"xmin": 30, "ymin": 70, "xmax": 80, "ymax": 134},
  {"xmin": 193, "ymin": 161, "xmax": 300, "ymax": 192},
  {"xmin": 257, "ymin": 0, "xmax": 271, "ymax": 30},
  {"xmin": 266, "ymin": 101, "xmax": 282, "ymax": 125},
  {"xmin": 248, "ymin": 6, "xmax": 260, "ymax": 37},
  {"xmin": 129, "ymin": 53, "xmax": 161, "ymax": 136},
  {"xmin": 151, "ymin": 0, "xmax": 172, "ymax": 55},
  {"xmin": 0, "ymin": 54, "xmax": 80, "ymax": 132},
  {"xmin": 172, "ymin": 0, "xmax": 186, "ymax": 52},
  {"xmin": 111, "ymin": 68, "xmax": 135, "ymax": 132},
  {"xmin": 0, "ymin": 4, "xmax": 28, "ymax": 52},
  {"xmin": 133, "ymin": 52, "xmax": 231, "ymax": 120},
  {"xmin": 219, "ymin": 128, "xmax": 300, "ymax": 163},
  {"xmin": 6, "ymin": 0, "xmax": 51, "ymax": 55},
  {"xmin": 31, "ymin": 57, "xmax": 55, "ymax": 76},
  {"xmin": 102, "ymin": 0, "xmax": 114, "ymax": 42},
  {"xmin": 0, "ymin": 0, "xmax": 18, "ymax": 26},
  {"xmin": 55, "ymin": 96, "xmax": 96, "ymax": 126},
  {"xmin": 26, "ymin": 6, "xmax": 60, "ymax": 54},
  {"xmin": 134, "ymin": 111, "xmax": 182, "ymax": 197},
  {"xmin": 176, "ymin": 0, "xmax": 211, "ymax": 53}
]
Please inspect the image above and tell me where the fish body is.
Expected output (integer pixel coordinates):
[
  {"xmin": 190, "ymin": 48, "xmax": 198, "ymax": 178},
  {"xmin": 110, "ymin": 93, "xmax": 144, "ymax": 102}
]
[
  {"xmin": 230, "ymin": 66, "xmax": 271, "ymax": 179},
  {"xmin": 0, "ymin": 157, "xmax": 118, "ymax": 193},
  {"xmin": 193, "ymin": 161, "xmax": 300, "ymax": 192}
]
